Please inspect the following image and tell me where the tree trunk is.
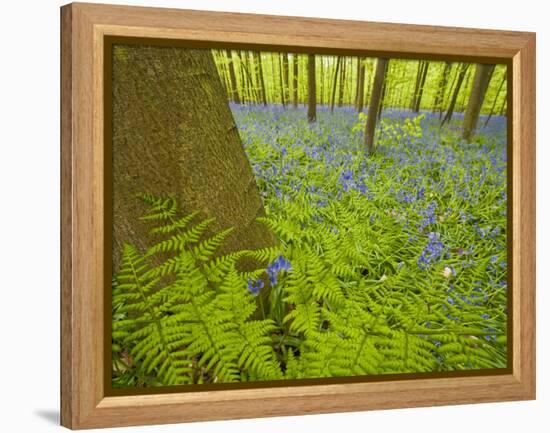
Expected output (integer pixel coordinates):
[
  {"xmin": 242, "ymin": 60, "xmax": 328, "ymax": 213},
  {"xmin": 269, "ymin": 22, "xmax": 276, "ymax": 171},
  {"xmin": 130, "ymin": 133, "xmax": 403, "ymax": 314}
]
[
  {"xmin": 236, "ymin": 51, "xmax": 257, "ymax": 103},
  {"xmin": 319, "ymin": 57, "xmax": 325, "ymax": 106},
  {"xmin": 247, "ymin": 52, "xmax": 260, "ymax": 104},
  {"xmin": 338, "ymin": 58, "xmax": 346, "ymax": 107},
  {"xmin": 111, "ymin": 45, "xmax": 277, "ymax": 270},
  {"xmin": 458, "ymin": 67, "xmax": 473, "ymax": 112},
  {"xmin": 364, "ymin": 58, "xmax": 388, "ymax": 155},
  {"xmin": 412, "ymin": 61, "xmax": 429, "ymax": 113},
  {"xmin": 292, "ymin": 54, "xmax": 299, "ymax": 107},
  {"xmin": 254, "ymin": 52, "xmax": 267, "ymax": 106},
  {"xmin": 462, "ymin": 63, "xmax": 496, "ymax": 140},
  {"xmin": 283, "ymin": 54, "xmax": 290, "ymax": 104},
  {"xmin": 484, "ymin": 70, "xmax": 507, "ymax": 126},
  {"xmin": 330, "ymin": 57, "xmax": 341, "ymax": 113},
  {"xmin": 225, "ymin": 50, "xmax": 240, "ymax": 104},
  {"xmin": 498, "ymin": 98, "xmax": 507, "ymax": 116},
  {"xmin": 307, "ymin": 54, "xmax": 317, "ymax": 122},
  {"xmin": 441, "ymin": 63, "xmax": 469, "ymax": 126},
  {"xmin": 433, "ymin": 62, "xmax": 452, "ymax": 117},
  {"xmin": 213, "ymin": 50, "xmax": 230, "ymax": 97},
  {"xmin": 378, "ymin": 79, "xmax": 387, "ymax": 119},
  {"xmin": 410, "ymin": 61, "xmax": 424, "ymax": 111},
  {"xmin": 356, "ymin": 57, "xmax": 366, "ymax": 112},
  {"xmin": 279, "ymin": 54, "xmax": 286, "ymax": 107}
]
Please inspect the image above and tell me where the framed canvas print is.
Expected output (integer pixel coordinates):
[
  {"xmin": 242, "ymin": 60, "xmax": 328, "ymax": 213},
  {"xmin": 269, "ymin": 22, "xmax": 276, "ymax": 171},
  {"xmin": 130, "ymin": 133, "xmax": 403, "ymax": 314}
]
[{"xmin": 60, "ymin": 2, "xmax": 536, "ymax": 429}]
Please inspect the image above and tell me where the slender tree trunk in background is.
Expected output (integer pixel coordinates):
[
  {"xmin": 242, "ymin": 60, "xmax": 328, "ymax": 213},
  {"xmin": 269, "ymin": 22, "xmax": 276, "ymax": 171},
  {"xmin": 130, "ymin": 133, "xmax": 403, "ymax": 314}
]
[
  {"xmin": 237, "ymin": 52, "xmax": 257, "ymax": 103},
  {"xmin": 246, "ymin": 52, "xmax": 259, "ymax": 103},
  {"xmin": 458, "ymin": 67, "xmax": 473, "ymax": 112},
  {"xmin": 237, "ymin": 53, "xmax": 247, "ymax": 103},
  {"xmin": 413, "ymin": 61, "xmax": 429, "ymax": 113},
  {"xmin": 330, "ymin": 57, "xmax": 341, "ymax": 113},
  {"xmin": 292, "ymin": 54, "xmax": 299, "ymax": 107},
  {"xmin": 319, "ymin": 58, "xmax": 325, "ymax": 106},
  {"xmin": 354, "ymin": 58, "xmax": 361, "ymax": 106},
  {"xmin": 498, "ymin": 98, "xmax": 507, "ymax": 116},
  {"xmin": 338, "ymin": 58, "xmax": 346, "ymax": 107},
  {"xmin": 347, "ymin": 58, "xmax": 354, "ymax": 106},
  {"xmin": 237, "ymin": 51, "xmax": 248, "ymax": 103},
  {"xmin": 484, "ymin": 70, "xmax": 507, "ymax": 126},
  {"xmin": 225, "ymin": 50, "xmax": 240, "ymax": 104},
  {"xmin": 410, "ymin": 61, "xmax": 424, "ymax": 110},
  {"xmin": 214, "ymin": 51, "xmax": 231, "ymax": 98},
  {"xmin": 356, "ymin": 57, "xmax": 366, "ymax": 112},
  {"xmin": 271, "ymin": 54, "xmax": 278, "ymax": 104},
  {"xmin": 364, "ymin": 58, "xmax": 388, "ymax": 155},
  {"xmin": 307, "ymin": 54, "xmax": 317, "ymax": 123},
  {"xmin": 302, "ymin": 56, "xmax": 308, "ymax": 105},
  {"xmin": 248, "ymin": 52, "xmax": 260, "ymax": 104},
  {"xmin": 442, "ymin": 64, "xmax": 459, "ymax": 113},
  {"xmin": 283, "ymin": 54, "xmax": 290, "ymax": 104},
  {"xmin": 395, "ymin": 63, "xmax": 405, "ymax": 110},
  {"xmin": 433, "ymin": 62, "xmax": 452, "ymax": 118},
  {"xmin": 254, "ymin": 52, "xmax": 267, "ymax": 106},
  {"xmin": 462, "ymin": 63, "xmax": 496, "ymax": 140},
  {"xmin": 111, "ymin": 45, "xmax": 277, "ymax": 269},
  {"xmin": 378, "ymin": 79, "xmax": 387, "ymax": 119},
  {"xmin": 279, "ymin": 54, "xmax": 286, "ymax": 107},
  {"xmin": 441, "ymin": 63, "xmax": 469, "ymax": 126},
  {"xmin": 364, "ymin": 61, "xmax": 372, "ymax": 104}
]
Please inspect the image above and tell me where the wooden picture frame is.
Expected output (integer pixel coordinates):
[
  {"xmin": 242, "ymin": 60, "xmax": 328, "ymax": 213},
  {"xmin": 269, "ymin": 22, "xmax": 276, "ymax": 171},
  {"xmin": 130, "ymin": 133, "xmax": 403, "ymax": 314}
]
[{"xmin": 60, "ymin": 2, "xmax": 536, "ymax": 429}]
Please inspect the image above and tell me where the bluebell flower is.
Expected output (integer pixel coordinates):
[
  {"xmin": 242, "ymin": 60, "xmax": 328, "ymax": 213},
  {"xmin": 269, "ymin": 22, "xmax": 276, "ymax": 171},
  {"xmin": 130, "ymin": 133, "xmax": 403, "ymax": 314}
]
[
  {"xmin": 418, "ymin": 232, "xmax": 445, "ymax": 269},
  {"xmin": 416, "ymin": 186, "xmax": 425, "ymax": 200},
  {"xmin": 266, "ymin": 255, "xmax": 292, "ymax": 286},
  {"xmin": 397, "ymin": 189, "xmax": 415, "ymax": 203},
  {"xmin": 357, "ymin": 183, "xmax": 369, "ymax": 195},
  {"xmin": 418, "ymin": 202, "xmax": 437, "ymax": 232},
  {"xmin": 247, "ymin": 278, "xmax": 264, "ymax": 297}
]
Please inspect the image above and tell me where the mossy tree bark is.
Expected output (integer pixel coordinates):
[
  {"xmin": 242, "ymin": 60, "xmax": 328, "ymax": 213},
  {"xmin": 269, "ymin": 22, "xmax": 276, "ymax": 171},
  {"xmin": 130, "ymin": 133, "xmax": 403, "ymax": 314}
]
[{"xmin": 112, "ymin": 45, "xmax": 278, "ymax": 269}]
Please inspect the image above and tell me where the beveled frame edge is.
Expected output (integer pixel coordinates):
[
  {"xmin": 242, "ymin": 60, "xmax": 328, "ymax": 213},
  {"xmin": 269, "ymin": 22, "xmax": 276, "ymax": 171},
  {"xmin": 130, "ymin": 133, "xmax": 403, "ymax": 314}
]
[{"xmin": 60, "ymin": 2, "xmax": 536, "ymax": 429}]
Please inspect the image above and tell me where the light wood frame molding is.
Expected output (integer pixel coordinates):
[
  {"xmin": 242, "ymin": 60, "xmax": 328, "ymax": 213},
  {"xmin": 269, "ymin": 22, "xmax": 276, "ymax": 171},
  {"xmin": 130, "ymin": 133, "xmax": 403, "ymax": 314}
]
[{"xmin": 60, "ymin": 2, "xmax": 536, "ymax": 429}]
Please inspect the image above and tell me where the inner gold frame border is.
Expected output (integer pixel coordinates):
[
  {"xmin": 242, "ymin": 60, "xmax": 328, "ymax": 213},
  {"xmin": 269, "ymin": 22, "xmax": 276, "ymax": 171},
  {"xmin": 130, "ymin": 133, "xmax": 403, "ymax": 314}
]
[{"xmin": 61, "ymin": 2, "xmax": 535, "ymax": 429}]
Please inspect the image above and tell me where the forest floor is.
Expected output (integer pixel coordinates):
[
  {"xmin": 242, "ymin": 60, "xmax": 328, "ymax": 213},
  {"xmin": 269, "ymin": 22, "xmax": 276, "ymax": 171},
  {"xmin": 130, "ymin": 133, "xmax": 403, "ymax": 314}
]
[{"xmin": 234, "ymin": 104, "xmax": 508, "ymax": 371}]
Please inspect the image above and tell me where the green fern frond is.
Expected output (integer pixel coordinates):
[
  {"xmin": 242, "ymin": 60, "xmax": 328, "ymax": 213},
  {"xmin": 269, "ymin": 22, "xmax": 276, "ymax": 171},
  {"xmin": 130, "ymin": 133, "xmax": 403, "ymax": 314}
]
[
  {"xmin": 137, "ymin": 193, "xmax": 178, "ymax": 222},
  {"xmin": 149, "ymin": 211, "xmax": 200, "ymax": 235}
]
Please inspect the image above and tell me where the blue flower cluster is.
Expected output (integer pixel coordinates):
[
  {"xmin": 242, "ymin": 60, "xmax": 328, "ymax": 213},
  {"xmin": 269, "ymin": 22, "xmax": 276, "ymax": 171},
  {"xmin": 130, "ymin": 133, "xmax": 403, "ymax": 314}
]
[
  {"xmin": 338, "ymin": 169, "xmax": 369, "ymax": 194},
  {"xmin": 266, "ymin": 255, "xmax": 291, "ymax": 286},
  {"xmin": 247, "ymin": 278, "xmax": 264, "ymax": 297},
  {"xmin": 417, "ymin": 202, "xmax": 437, "ymax": 232},
  {"xmin": 232, "ymin": 104, "xmax": 508, "ymax": 353},
  {"xmin": 418, "ymin": 232, "xmax": 445, "ymax": 269}
]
